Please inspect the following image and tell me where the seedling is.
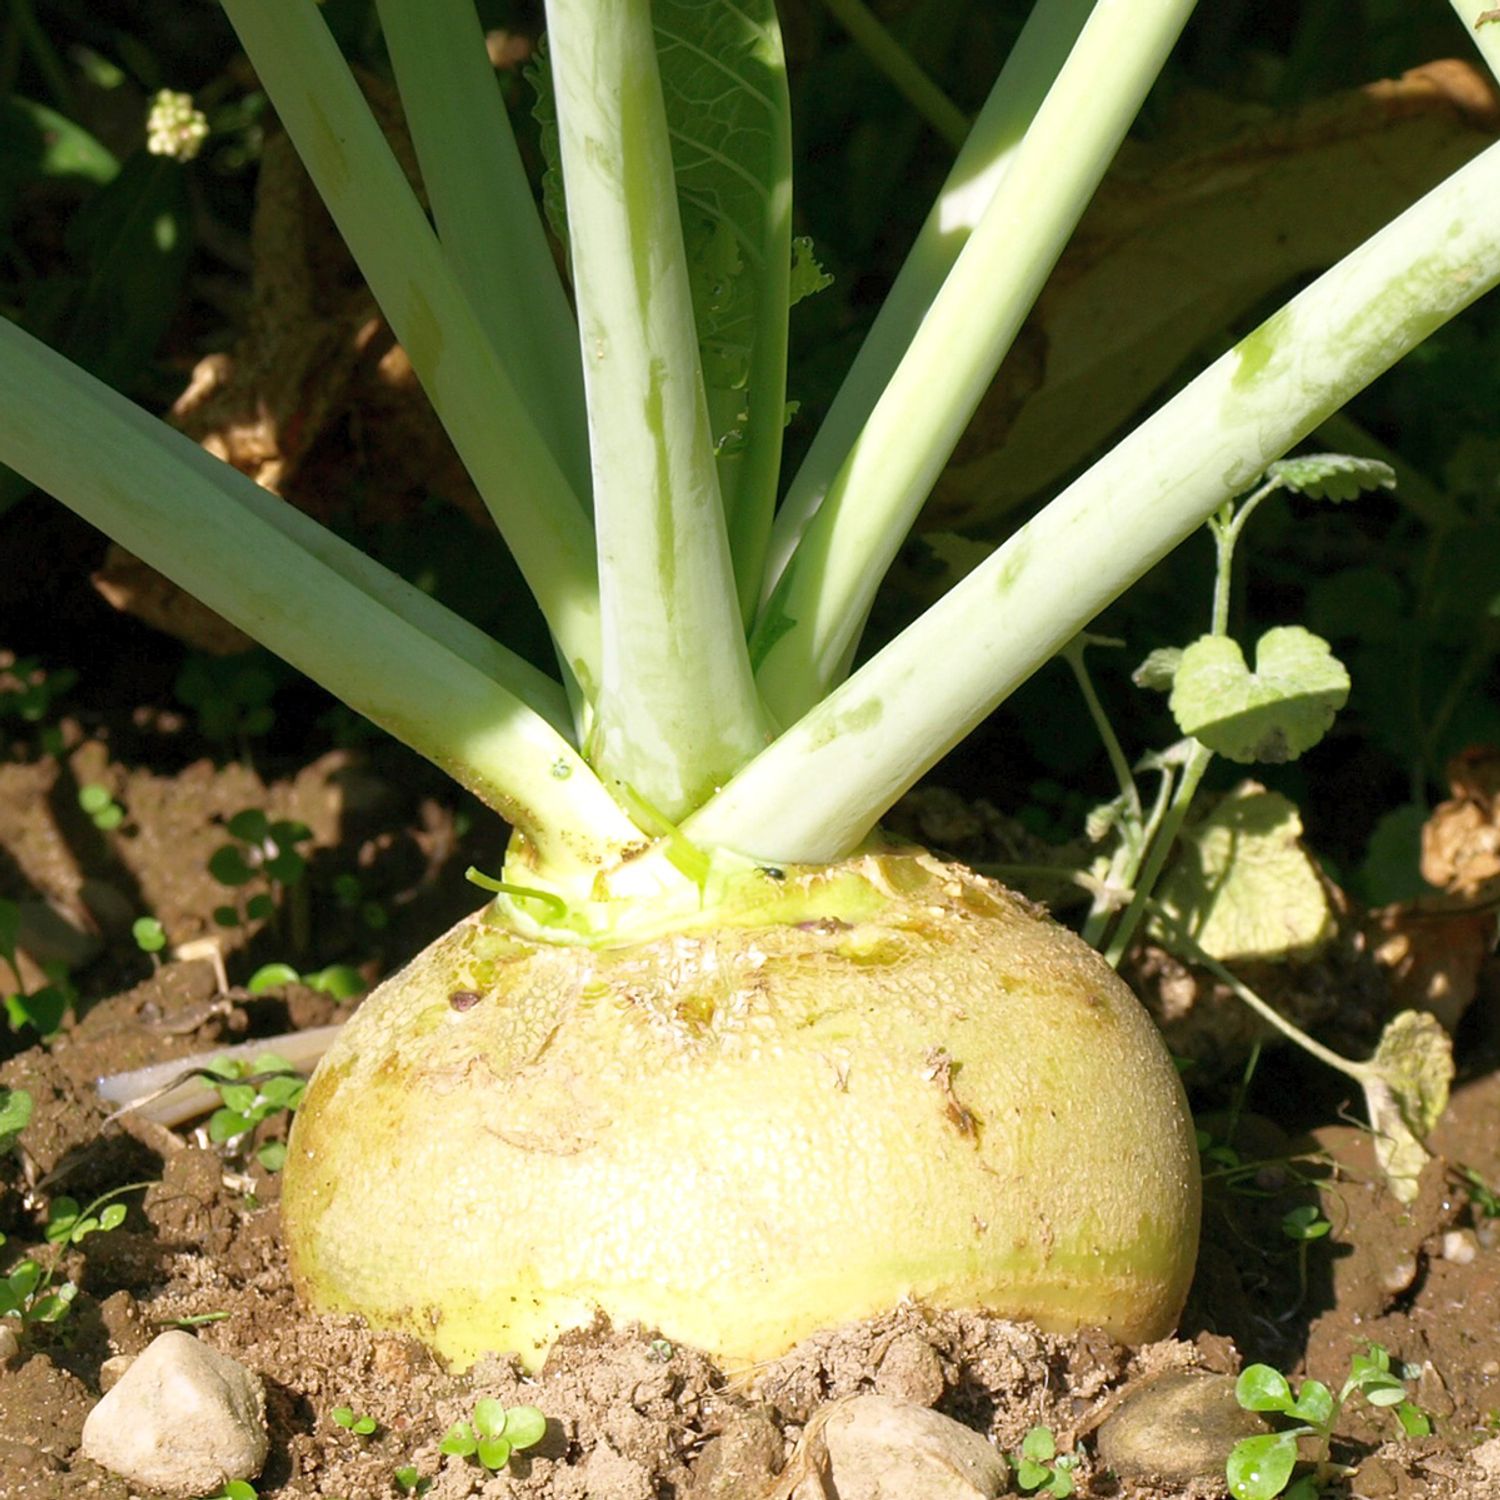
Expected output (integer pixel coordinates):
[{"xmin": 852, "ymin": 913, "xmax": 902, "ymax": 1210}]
[
  {"xmin": 1008, "ymin": 1426, "xmax": 1078, "ymax": 1497},
  {"xmin": 78, "ymin": 782, "xmax": 125, "ymax": 831},
  {"xmin": 1, "ymin": 899, "xmax": 76, "ymax": 1037},
  {"xmin": 0, "ymin": 1086, "xmax": 31, "ymax": 1156},
  {"xmin": 0, "ymin": 656, "xmax": 77, "ymax": 729},
  {"xmin": 392, "ymin": 1467, "xmax": 431, "ymax": 1496},
  {"xmin": 1279, "ymin": 1204, "xmax": 1332, "ymax": 1317},
  {"xmin": 175, "ymin": 651, "xmax": 278, "ymax": 751},
  {"xmin": 210, "ymin": 809, "xmax": 313, "ymax": 951},
  {"xmin": 332, "ymin": 1404, "xmax": 378, "ymax": 1436},
  {"xmin": 332, "ymin": 873, "xmax": 389, "ymax": 932},
  {"xmin": 246, "ymin": 962, "xmax": 365, "ymax": 999},
  {"xmin": 0, "ymin": 1182, "xmax": 148, "ymax": 1333},
  {"xmin": 1456, "ymin": 1165, "xmax": 1500, "ymax": 1220},
  {"xmin": 133, "ymin": 916, "xmax": 167, "ymax": 970},
  {"xmin": 200, "ymin": 1482, "xmax": 257, "ymax": 1500},
  {"xmin": 203, "ymin": 1052, "xmax": 307, "ymax": 1171},
  {"xmin": 1227, "ymin": 1343, "xmax": 1431, "ymax": 1500},
  {"xmin": 438, "ymin": 1400, "xmax": 546, "ymax": 1472}
]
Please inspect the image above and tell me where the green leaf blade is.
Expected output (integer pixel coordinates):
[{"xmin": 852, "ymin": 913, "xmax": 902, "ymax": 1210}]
[
  {"xmin": 1169, "ymin": 627, "xmax": 1349, "ymax": 763},
  {"xmin": 1226, "ymin": 1431, "xmax": 1300, "ymax": 1500},
  {"xmin": 1267, "ymin": 452, "xmax": 1396, "ymax": 502},
  {"xmin": 1235, "ymin": 1365, "xmax": 1294, "ymax": 1413}
]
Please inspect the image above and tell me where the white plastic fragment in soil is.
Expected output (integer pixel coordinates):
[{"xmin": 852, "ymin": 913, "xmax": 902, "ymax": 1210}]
[
  {"xmin": 79, "ymin": 1329, "xmax": 268, "ymax": 1495},
  {"xmin": 768, "ymin": 1393, "xmax": 1008, "ymax": 1499}
]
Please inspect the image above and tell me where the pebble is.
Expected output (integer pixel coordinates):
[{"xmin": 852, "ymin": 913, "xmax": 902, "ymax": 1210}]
[
  {"xmin": 1380, "ymin": 1252, "xmax": 1418, "ymax": 1294},
  {"xmin": 688, "ymin": 1406, "xmax": 783, "ymax": 1499},
  {"xmin": 1441, "ymin": 1228, "xmax": 1479, "ymax": 1265},
  {"xmin": 80, "ymin": 1330, "xmax": 268, "ymax": 1495},
  {"xmin": 0, "ymin": 1322, "xmax": 20, "ymax": 1364},
  {"xmin": 1095, "ymin": 1369, "xmax": 1270, "ymax": 1484},
  {"xmin": 874, "ymin": 1331, "xmax": 947, "ymax": 1406},
  {"xmin": 812, "ymin": 1394, "xmax": 1008, "ymax": 1499},
  {"xmin": 1472, "ymin": 1436, "xmax": 1500, "ymax": 1479}
]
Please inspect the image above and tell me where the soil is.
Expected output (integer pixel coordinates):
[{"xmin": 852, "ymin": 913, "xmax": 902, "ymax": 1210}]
[{"xmin": 2, "ymin": 618, "xmax": 1500, "ymax": 1500}]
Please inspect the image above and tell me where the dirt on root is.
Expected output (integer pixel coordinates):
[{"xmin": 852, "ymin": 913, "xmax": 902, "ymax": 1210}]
[{"xmin": 2, "ymin": 717, "xmax": 1500, "ymax": 1499}]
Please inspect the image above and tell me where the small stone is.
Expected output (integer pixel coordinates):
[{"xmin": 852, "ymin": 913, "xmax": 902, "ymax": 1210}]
[
  {"xmin": 1472, "ymin": 1436, "xmax": 1500, "ymax": 1478},
  {"xmin": 1380, "ymin": 1253, "xmax": 1419, "ymax": 1294},
  {"xmin": 98, "ymin": 1290, "xmax": 150, "ymax": 1356},
  {"xmin": 1415, "ymin": 1361, "xmax": 1455, "ymax": 1419},
  {"xmin": 874, "ymin": 1331, "xmax": 946, "ymax": 1406},
  {"xmin": 688, "ymin": 1406, "xmax": 783, "ymax": 1499},
  {"xmin": 1095, "ymin": 1369, "xmax": 1270, "ymax": 1485},
  {"xmin": 1441, "ymin": 1229, "xmax": 1479, "ymax": 1265},
  {"xmin": 819, "ymin": 1394, "xmax": 1007, "ymax": 1499},
  {"xmin": 0, "ymin": 1322, "xmax": 20, "ymax": 1364},
  {"xmin": 80, "ymin": 1330, "xmax": 267, "ymax": 1495},
  {"xmin": 98, "ymin": 1355, "xmax": 134, "ymax": 1393}
]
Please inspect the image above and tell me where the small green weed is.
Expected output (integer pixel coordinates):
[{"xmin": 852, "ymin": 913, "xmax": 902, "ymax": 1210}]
[
  {"xmin": 0, "ymin": 1085, "xmax": 31, "ymax": 1155},
  {"xmin": 439, "ymin": 1400, "xmax": 546, "ymax": 1472},
  {"xmin": 1280, "ymin": 1204, "xmax": 1332, "ymax": 1316},
  {"xmin": 133, "ymin": 916, "xmax": 167, "ymax": 969},
  {"xmin": 199, "ymin": 1482, "xmax": 257, "ymax": 1500},
  {"xmin": 0, "ymin": 657, "xmax": 76, "ymax": 756},
  {"xmin": 246, "ymin": 962, "xmax": 364, "ymax": 999},
  {"xmin": 332, "ymin": 873, "xmax": 390, "ymax": 932},
  {"xmin": 1007, "ymin": 1426, "xmax": 1077, "ymax": 1497},
  {"xmin": 393, "ymin": 1466, "xmax": 431, "ymax": 1495},
  {"xmin": 1456, "ymin": 1165, "xmax": 1500, "ymax": 1220},
  {"xmin": 1227, "ymin": 1343, "xmax": 1430, "ymax": 1500},
  {"xmin": 175, "ymin": 652, "xmax": 278, "ymax": 749},
  {"xmin": 203, "ymin": 1053, "xmax": 306, "ymax": 1171},
  {"xmin": 210, "ymin": 809, "xmax": 313, "ymax": 950},
  {"xmin": 78, "ymin": 782, "xmax": 125, "ymax": 831},
  {"xmin": 0, "ymin": 900, "xmax": 76, "ymax": 1037},
  {"xmin": 332, "ymin": 1404, "xmax": 378, "ymax": 1436},
  {"xmin": 1, "ymin": 1183, "xmax": 148, "ymax": 1332}
]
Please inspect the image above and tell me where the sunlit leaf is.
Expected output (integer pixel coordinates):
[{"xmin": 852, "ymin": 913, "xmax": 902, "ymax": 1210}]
[{"xmin": 1170, "ymin": 627, "xmax": 1349, "ymax": 763}]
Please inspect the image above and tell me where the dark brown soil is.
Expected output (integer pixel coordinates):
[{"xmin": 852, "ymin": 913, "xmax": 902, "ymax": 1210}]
[{"xmin": 3, "ymin": 666, "xmax": 1500, "ymax": 1499}]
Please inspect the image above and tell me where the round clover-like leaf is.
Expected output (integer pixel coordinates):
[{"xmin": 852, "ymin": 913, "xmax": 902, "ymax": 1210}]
[
  {"xmin": 439, "ymin": 1421, "xmax": 477, "ymax": 1458},
  {"xmin": 477, "ymin": 1434, "xmax": 512, "ymax": 1470},
  {"xmin": 1169, "ymin": 627, "xmax": 1349, "ymax": 763},
  {"xmin": 78, "ymin": 783, "xmax": 113, "ymax": 816},
  {"xmin": 1015, "ymin": 1457, "xmax": 1050, "ymax": 1490},
  {"xmin": 248, "ymin": 963, "xmax": 301, "ymax": 995},
  {"xmin": 265, "ymin": 849, "xmax": 307, "ymax": 886},
  {"xmin": 227, "ymin": 809, "xmax": 271, "ymax": 843},
  {"xmin": 0, "ymin": 1085, "xmax": 31, "ymax": 1152},
  {"xmin": 1226, "ymin": 1431, "xmax": 1300, "ymax": 1500},
  {"xmin": 1288, "ymin": 1380, "xmax": 1334, "ymax": 1428},
  {"xmin": 1235, "ymin": 1365, "xmax": 1293, "ymax": 1412},
  {"xmin": 209, "ymin": 845, "xmax": 255, "ymax": 887},
  {"xmin": 132, "ymin": 916, "xmax": 167, "ymax": 953},
  {"xmin": 1020, "ymin": 1427, "xmax": 1057, "ymax": 1462},
  {"xmin": 472, "ymin": 1398, "xmax": 507, "ymax": 1439},
  {"xmin": 502, "ymin": 1405, "xmax": 547, "ymax": 1450}
]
